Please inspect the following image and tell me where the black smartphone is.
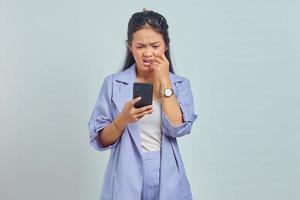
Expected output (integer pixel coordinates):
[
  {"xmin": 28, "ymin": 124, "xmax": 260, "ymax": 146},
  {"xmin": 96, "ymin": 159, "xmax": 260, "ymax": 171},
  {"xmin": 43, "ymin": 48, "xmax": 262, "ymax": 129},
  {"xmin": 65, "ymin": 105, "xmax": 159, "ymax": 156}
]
[{"xmin": 133, "ymin": 82, "xmax": 153, "ymax": 108}]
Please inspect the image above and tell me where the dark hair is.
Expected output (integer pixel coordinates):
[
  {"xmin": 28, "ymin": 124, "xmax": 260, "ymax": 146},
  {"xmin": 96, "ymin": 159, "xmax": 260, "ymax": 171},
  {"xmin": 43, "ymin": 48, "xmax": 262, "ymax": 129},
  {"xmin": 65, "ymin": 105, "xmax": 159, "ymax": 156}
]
[{"xmin": 121, "ymin": 10, "xmax": 174, "ymax": 73}]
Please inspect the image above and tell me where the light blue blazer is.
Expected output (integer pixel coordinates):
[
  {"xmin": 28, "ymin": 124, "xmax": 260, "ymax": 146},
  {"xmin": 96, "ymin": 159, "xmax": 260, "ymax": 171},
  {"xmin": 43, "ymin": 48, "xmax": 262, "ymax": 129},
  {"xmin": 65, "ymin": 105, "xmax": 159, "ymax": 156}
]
[{"xmin": 88, "ymin": 64, "xmax": 197, "ymax": 200}]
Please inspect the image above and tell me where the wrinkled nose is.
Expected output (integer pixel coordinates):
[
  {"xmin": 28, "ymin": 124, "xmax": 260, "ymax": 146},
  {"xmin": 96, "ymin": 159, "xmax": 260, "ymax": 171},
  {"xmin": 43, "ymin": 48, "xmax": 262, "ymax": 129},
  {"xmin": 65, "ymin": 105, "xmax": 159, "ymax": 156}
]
[{"xmin": 143, "ymin": 48, "xmax": 153, "ymax": 57}]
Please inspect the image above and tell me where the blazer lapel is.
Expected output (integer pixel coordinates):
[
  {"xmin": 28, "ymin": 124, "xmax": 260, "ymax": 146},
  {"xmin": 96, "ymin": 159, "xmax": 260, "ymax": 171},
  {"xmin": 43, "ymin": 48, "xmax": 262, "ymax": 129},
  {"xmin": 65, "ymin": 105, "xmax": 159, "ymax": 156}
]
[{"xmin": 112, "ymin": 64, "xmax": 142, "ymax": 153}]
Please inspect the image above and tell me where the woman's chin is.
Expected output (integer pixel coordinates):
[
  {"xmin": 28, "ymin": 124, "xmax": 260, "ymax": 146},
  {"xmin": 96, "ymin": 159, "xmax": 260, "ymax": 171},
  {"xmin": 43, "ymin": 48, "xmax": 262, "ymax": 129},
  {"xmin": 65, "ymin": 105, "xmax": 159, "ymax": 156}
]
[
  {"xmin": 143, "ymin": 62, "xmax": 152, "ymax": 67},
  {"xmin": 142, "ymin": 64, "xmax": 153, "ymax": 71},
  {"xmin": 136, "ymin": 63, "xmax": 154, "ymax": 73}
]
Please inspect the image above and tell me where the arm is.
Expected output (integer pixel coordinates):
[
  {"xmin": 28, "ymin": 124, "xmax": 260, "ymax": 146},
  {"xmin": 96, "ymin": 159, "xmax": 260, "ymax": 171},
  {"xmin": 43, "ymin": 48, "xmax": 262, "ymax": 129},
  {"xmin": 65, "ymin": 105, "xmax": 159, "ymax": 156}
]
[
  {"xmin": 96, "ymin": 116, "xmax": 126, "ymax": 148},
  {"xmin": 98, "ymin": 97, "xmax": 153, "ymax": 148},
  {"xmin": 88, "ymin": 75, "xmax": 153, "ymax": 150},
  {"xmin": 151, "ymin": 53, "xmax": 197, "ymax": 138},
  {"xmin": 88, "ymin": 75, "xmax": 117, "ymax": 151},
  {"xmin": 160, "ymin": 80, "xmax": 183, "ymax": 125},
  {"xmin": 161, "ymin": 78, "xmax": 198, "ymax": 138}
]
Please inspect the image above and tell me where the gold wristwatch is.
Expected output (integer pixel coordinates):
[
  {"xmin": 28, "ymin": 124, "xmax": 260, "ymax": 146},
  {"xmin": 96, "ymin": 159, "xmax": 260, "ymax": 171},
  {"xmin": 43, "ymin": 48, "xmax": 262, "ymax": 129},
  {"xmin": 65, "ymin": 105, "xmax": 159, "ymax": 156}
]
[{"xmin": 162, "ymin": 87, "xmax": 174, "ymax": 97}]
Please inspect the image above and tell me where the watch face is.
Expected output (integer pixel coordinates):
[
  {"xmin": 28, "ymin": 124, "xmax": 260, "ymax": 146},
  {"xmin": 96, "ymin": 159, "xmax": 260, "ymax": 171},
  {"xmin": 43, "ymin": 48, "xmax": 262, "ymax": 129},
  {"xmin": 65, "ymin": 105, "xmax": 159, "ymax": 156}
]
[{"xmin": 164, "ymin": 88, "xmax": 173, "ymax": 97}]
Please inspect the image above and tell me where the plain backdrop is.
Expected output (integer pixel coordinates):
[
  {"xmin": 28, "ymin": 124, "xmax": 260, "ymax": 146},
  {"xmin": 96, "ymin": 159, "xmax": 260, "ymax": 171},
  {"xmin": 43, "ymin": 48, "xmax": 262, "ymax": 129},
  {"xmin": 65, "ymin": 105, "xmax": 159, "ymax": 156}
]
[{"xmin": 1, "ymin": 0, "xmax": 299, "ymax": 199}]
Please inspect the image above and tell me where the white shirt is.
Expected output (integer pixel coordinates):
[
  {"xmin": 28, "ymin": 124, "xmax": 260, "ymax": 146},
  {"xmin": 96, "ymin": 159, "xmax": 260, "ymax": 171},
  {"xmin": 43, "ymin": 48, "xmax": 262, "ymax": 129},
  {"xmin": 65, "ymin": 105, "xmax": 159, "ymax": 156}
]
[{"xmin": 138, "ymin": 99, "xmax": 162, "ymax": 152}]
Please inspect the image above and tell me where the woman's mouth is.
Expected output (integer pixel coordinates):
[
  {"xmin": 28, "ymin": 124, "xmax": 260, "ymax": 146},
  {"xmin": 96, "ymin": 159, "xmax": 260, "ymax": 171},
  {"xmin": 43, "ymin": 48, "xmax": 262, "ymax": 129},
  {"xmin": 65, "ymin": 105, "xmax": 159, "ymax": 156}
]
[{"xmin": 143, "ymin": 59, "xmax": 152, "ymax": 66}]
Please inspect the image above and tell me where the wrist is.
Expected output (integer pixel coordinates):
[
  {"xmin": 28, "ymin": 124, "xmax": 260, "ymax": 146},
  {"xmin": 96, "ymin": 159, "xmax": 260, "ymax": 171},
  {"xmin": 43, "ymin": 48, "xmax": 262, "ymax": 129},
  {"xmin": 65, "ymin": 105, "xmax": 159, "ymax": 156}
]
[
  {"xmin": 115, "ymin": 115, "xmax": 127, "ymax": 131},
  {"xmin": 160, "ymin": 79, "xmax": 172, "ymax": 88}
]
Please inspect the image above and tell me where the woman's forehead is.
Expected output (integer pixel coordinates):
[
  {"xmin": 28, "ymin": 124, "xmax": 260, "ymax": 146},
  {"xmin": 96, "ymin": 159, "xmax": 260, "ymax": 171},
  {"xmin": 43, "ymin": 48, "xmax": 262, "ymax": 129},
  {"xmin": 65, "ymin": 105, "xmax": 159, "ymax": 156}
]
[{"xmin": 132, "ymin": 27, "xmax": 164, "ymax": 43}]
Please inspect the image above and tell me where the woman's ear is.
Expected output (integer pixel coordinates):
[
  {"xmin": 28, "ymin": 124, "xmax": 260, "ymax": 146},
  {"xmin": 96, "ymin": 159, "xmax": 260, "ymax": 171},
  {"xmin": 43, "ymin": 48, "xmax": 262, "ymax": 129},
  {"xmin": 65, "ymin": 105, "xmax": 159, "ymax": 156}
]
[
  {"xmin": 126, "ymin": 40, "xmax": 132, "ymax": 52},
  {"xmin": 165, "ymin": 45, "xmax": 168, "ymax": 52}
]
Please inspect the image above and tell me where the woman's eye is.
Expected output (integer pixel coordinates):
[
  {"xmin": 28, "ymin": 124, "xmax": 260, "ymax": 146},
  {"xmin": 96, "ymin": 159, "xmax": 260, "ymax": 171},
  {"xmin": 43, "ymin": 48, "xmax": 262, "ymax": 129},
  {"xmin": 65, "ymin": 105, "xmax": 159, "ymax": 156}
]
[
  {"xmin": 153, "ymin": 46, "xmax": 159, "ymax": 48},
  {"xmin": 136, "ymin": 46, "xmax": 143, "ymax": 49}
]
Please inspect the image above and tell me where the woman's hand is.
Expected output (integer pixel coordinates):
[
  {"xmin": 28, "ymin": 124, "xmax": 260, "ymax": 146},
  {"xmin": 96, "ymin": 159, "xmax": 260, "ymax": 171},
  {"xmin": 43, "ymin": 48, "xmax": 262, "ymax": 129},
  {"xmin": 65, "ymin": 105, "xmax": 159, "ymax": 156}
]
[
  {"xmin": 98, "ymin": 97, "xmax": 153, "ymax": 148},
  {"xmin": 151, "ymin": 52, "xmax": 171, "ymax": 85},
  {"xmin": 117, "ymin": 97, "xmax": 154, "ymax": 126}
]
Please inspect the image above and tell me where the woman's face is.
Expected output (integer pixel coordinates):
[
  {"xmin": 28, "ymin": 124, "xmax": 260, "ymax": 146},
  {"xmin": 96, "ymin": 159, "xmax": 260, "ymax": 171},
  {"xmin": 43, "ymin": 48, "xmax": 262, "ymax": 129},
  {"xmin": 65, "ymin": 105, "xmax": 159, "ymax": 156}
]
[{"xmin": 128, "ymin": 24, "xmax": 168, "ymax": 73}]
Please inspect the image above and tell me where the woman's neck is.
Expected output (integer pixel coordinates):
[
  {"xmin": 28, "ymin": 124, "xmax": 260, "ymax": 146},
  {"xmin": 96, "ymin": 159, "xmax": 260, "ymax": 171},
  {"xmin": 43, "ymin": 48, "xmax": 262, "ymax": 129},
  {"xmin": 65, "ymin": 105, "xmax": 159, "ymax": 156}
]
[{"xmin": 136, "ymin": 69, "xmax": 156, "ymax": 83}]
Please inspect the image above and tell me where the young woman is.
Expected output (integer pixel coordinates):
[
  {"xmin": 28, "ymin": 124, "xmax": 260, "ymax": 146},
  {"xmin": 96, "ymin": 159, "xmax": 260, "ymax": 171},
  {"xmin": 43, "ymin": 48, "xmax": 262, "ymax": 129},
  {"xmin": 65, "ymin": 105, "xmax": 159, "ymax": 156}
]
[{"xmin": 88, "ymin": 9, "xmax": 197, "ymax": 200}]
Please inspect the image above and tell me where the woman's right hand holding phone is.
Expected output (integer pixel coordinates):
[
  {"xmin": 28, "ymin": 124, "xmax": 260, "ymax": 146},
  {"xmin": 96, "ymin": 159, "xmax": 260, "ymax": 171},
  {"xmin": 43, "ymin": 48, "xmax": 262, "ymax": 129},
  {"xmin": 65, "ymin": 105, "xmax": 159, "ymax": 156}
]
[
  {"xmin": 115, "ymin": 97, "xmax": 154, "ymax": 130},
  {"xmin": 99, "ymin": 97, "xmax": 153, "ymax": 148}
]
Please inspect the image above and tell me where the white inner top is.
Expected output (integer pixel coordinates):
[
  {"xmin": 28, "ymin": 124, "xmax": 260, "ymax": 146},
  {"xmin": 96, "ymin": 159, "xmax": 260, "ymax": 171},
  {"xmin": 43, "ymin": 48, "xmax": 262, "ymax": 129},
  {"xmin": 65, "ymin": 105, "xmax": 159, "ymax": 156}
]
[{"xmin": 138, "ymin": 99, "xmax": 162, "ymax": 152}]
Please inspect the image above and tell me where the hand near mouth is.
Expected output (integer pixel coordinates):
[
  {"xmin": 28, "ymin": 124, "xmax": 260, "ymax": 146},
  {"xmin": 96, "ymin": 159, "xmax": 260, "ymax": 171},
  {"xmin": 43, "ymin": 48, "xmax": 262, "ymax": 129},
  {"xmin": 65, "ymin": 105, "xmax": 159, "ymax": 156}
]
[{"xmin": 151, "ymin": 52, "xmax": 171, "ymax": 85}]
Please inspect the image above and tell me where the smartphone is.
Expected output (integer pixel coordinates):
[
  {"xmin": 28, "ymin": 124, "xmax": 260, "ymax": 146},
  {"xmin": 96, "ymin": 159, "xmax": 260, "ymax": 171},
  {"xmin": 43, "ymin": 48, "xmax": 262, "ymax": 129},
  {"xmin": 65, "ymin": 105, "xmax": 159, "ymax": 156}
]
[{"xmin": 133, "ymin": 82, "xmax": 153, "ymax": 108}]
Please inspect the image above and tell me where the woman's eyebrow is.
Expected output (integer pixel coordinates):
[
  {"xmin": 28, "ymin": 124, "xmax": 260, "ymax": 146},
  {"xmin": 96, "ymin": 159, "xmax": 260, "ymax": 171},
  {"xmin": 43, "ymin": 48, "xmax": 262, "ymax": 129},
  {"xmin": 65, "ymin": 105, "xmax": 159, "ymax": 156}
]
[
  {"xmin": 150, "ymin": 41, "xmax": 160, "ymax": 45},
  {"xmin": 135, "ymin": 41, "xmax": 160, "ymax": 45},
  {"xmin": 135, "ymin": 43, "xmax": 146, "ymax": 46}
]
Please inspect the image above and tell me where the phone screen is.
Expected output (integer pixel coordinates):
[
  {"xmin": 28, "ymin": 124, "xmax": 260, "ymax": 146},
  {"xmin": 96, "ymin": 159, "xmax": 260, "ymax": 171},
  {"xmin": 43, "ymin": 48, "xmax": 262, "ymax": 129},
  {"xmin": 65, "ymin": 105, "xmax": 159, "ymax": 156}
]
[{"xmin": 133, "ymin": 82, "xmax": 153, "ymax": 108}]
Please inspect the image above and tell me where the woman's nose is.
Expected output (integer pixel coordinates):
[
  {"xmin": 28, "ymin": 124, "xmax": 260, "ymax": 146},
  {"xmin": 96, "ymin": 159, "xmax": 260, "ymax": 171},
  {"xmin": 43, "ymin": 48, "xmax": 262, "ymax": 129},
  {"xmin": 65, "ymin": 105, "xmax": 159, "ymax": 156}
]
[{"xmin": 143, "ymin": 48, "xmax": 153, "ymax": 57}]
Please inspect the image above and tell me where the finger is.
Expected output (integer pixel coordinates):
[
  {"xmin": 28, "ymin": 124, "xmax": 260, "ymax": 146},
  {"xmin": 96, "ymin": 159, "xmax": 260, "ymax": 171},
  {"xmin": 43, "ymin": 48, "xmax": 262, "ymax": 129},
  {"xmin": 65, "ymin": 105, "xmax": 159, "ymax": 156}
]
[
  {"xmin": 153, "ymin": 56, "xmax": 162, "ymax": 64},
  {"xmin": 135, "ymin": 108, "xmax": 154, "ymax": 119},
  {"xmin": 151, "ymin": 60, "xmax": 160, "ymax": 67},
  {"xmin": 131, "ymin": 96, "xmax": 142, "ymax": 105},
  {"xmin": 157, "ymin": 54, "xmax": 165, "ymax": 62},
  {"xmin": 135, "ymin": 104, "xmax": 153, "ymax": 113},
  {"xmin": 160, "ymin": 53, "xmax": 170, "ymax": 64},
  {"xmin": 153, "ymin": 52, "xmax": 162, "ymax": 59}
]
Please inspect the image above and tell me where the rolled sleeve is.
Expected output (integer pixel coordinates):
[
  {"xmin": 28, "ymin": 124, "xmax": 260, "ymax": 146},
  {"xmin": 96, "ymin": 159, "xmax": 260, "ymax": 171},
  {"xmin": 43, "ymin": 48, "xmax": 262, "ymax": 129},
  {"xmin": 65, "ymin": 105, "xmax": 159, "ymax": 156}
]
[
  {"xmin": 88, "ymin": 75, "xmax": 118, "ymax": 151},
  {"xmin": 161, "ymin": 78, "xmax": 198, "ymax": 138}
]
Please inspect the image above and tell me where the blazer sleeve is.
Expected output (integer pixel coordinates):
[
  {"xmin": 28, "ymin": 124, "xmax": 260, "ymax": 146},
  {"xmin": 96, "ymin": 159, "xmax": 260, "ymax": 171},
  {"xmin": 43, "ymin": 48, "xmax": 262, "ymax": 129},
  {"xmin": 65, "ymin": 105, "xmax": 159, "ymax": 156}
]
[
  {"xmin": 88, "ymin": 74, "xmax": 118, "ymax": 151},
  {"xmin": 161, "ymin": 78, "xmax": 198, "ymax": 138}
]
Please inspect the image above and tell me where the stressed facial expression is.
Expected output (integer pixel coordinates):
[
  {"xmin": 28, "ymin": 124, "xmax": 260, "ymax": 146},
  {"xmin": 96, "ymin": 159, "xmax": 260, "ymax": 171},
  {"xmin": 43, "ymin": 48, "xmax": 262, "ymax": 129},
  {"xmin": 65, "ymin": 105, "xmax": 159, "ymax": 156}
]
[{"xmin": 128, "ymin": 24, "xmax": 168, "ymax": 72}]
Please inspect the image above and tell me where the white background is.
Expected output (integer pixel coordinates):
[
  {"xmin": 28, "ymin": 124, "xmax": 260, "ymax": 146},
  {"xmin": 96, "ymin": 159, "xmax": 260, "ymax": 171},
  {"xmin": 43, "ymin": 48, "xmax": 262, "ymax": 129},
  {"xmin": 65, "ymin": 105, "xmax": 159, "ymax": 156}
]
[{"xmin": 1, "ymin": 0, "xmax": 299, "ymax": 199}]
